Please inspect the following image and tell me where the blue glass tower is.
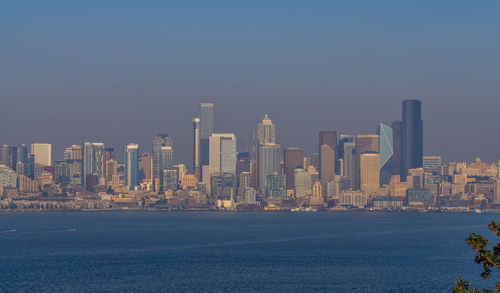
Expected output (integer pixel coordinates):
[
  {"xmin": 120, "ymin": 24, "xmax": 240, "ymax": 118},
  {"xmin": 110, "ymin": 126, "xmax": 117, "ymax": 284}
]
[
  {"xmin": 125, "ymin": 143, "xmax": 139, "ymax": 190},
  {"xmin": 401, "ymin": 99, "xmax": 423, "ymax": 180},
  {"xmin": 377, "ymin": 123, "xmax": 393, "ymax": 185}
]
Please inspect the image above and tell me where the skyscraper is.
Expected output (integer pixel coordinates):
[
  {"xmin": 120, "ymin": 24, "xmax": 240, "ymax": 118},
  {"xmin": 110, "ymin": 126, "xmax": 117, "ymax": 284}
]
[
  {"xmin": 257, "ymin": 114, "xmax": 276, "ymax": 144},
  {"xmin": 199, "ymin": 103, "xmax": 214, "ymax": 178},
  {"xmin": 360, "ymin": 152, "xmax": 380, "ymax": 194},
  {"xmin": 377, "ymin": 123, "xmax": 393, "ymax": 186},
  {"xmin": 92, "ymin": 143, "xmax": 105, "ymax": 183},
  {"xmin": 258, "ymin": 143, "xmax": 281, "ymax": 194},
  {"xmin": 139, "ymin": 153, "xmax": 153, "ymax": 181},
  {"xmin": 82, "ymin": 142, "xmax": 105, "ymax": 186},
  {"xmin": 354, "ymin": 135, "xmax": 379, "ymax": 190},
  {"xmin": 319, "ymin": 131, "xmax": 337, "ymax": 179},
  {"xmin": 338, "ymin": 134, "xmax": 354, "ymax": 160},
  {"xmin": 401, "ymin": 99, "xmax": 423, "ymax": 180},
  {"xmin": 125, "ymin": 143, "xmax": 139, "ymax": 190},
  {"xmin": 192, "ymin": 117, "xmax": 200, "ymax": 178},
  {"xmin": 209, "ymin": 133, "xmax": 237, "ymax": 175},
  {"xmin": 320, "ymin": 144, "xmax": 336, "ymax": 191},
  {"xmin": 31, "ymin": 143, "xmax": 52, "ymax": 166},
  {"xmin": 153, "ymin": 134, "xmax": 173, "ymax": 184},
  {"xmin": 159, "ymin": 146, "xmax": 174, "ymax": 190},
  {"xmin": 391, "ymin": 121, "xmax": 402, "ymax": 177},
  {"xmin": 0, "ymin": 145, "xmax": 16, "ymax": 170},
  {"xmin": 343, "ymin": 142, "xmax": 356, "ymax": 189},
  {"xmin": 82, "ymin": 142, "xmax": 93, "ymax": 186},
  {"xmin": 284, "ymin": 147, "xmax": 304, "ymax": 190}
]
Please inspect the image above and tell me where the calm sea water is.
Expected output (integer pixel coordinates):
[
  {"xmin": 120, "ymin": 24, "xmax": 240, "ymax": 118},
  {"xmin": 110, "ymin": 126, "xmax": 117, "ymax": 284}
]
[{"xmin": 0, "ymin": 211, "xmax": 497, "ymax": 292}]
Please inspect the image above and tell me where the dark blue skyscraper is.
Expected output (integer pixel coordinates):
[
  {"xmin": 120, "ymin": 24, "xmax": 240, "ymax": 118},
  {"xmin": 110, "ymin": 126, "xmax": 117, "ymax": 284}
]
[
  {"xmin": 199, "ymin": 103, "xmax": 214, "ymax": 179},
  {"xmin": 401, "ymin": 99, "xmax": 423, "ymax": 180}
]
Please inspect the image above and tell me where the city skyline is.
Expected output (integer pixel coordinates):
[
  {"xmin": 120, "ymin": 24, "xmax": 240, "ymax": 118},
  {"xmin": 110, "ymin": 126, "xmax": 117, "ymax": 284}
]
[{"xmin": 2, "ymin": 2, "xmax": 500, "ymax": 164}]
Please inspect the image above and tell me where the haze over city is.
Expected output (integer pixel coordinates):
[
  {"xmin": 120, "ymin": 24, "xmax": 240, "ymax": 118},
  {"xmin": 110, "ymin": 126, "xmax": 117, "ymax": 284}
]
[{"xmin": 2, "ymin": 1, "xmax": 500, "ymax": 163}]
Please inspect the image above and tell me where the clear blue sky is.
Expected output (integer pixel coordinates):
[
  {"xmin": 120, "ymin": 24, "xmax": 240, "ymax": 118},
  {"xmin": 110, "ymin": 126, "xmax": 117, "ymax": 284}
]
[{"xmin": 1, "ymin": 1, "xmax": 499, "ymax": 164}]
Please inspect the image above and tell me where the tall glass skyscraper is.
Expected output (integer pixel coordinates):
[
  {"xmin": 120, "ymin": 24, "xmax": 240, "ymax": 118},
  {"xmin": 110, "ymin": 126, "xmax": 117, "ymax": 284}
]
[
  {"xmin": 401, "ymin": 99, "xmax": 423, "ymax": 180},
  {"xmin": 125, "ymin": 143, "xmax": 139, "ymax": 190},
  {"xmin": 82, "ymin": 142, "xmax": 93, "ymax": 186},
  {"xmin": 199, "ymin": 103, "xmax": 214, "ymax": 179},
  {"xmin": 377, "ymin": 123, "xmax": 393, "ymax": 185},
  {"xmin": 258, "ymin": 143, "xmax": 281, "ymax": 194},
  {"xmin": 153, "ymin": 134, "xmax": 173, "ymax": 184},
  {"xmin": 192, "ymin": 117, "xmax": 200, "ymax": 177}
]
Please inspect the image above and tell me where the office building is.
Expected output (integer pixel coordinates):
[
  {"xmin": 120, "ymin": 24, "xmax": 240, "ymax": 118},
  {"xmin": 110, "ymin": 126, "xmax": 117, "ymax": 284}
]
[
  {"xmin": 377, "ymin": 123, "xmax": 393, "ymax": 185},
  {"xmin": 210, "ymin": 172, "xmax": 236, "ymax": 199},
  {"xmin": 354, "ymin": 134, "xmax": 379, "ymax": 190},
  {"xmin": 199, "ymin": 103, "xmax": 214, "ymax": 179},
  {"xmin": 338, "ymin": 134, "xmax": 354, "ymax": 160},
  {"xmin": 319, "ymin": 131, "xmax": 337, "ymax": 180},
  {"xmin": 360, "ymin": 152, "xmax": 380, "ymax": 194},
  {"xmin": 139, "ymin": 153, "xmax": 153, "ymax": 181},
  {"xmin": 209, "ymin": 133, "xmax": 237, "ymax": 176},
  {"xmin": 423, "ymin": 156, "xmax": 442, "ymax": 174},
  {"xmin": 402, "ymin": 99, "xmax": 423, "ymax": 180},
  {"xmin": 284, "ymin": 147, "xmax": 304, "ymax": 190},
  {"xmin": 294, "ymin": 167, "xmax": 312, "ymax": 198},
  {"xmin": 162, "ymin": 169, "xmax": 179, "ymax": 191},
  {"xmin": 31, "ymin": 143, "xmax": 52, "ymax": 166},
  {"xmin": 320, "ymin": 144, "xmax": 336, "ymax": 191},
  {"xmin": 258, "ymin": 143, "xmax": 281, "ymax": 194},
  {"xmin": 391, "ymin": 121, "xmax": 402, "ymax": 176},
  {"xmin": 257, "ymin": 114, "xmax": 276, "ymax": 144},
  {"xmin": 265, "ymin": 173, "xmax": 286, "ymax": 197},
  {"xmin": 343, "ymin": 142, "xmax": 356, "ymax": 189},
  {"xmin": 192, "ymin": 117, "xmax": 200, "ymax": 177},
  {"xmin": 153, "ymin": 134, "xmax": 173, "ymax": 184}
]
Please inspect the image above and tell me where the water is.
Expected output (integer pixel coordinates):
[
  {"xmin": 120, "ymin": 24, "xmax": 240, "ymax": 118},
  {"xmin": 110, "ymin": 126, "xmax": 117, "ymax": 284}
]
[{"xmin": 0, "ymin": 211, "xmax": 498, "ymax": 292}]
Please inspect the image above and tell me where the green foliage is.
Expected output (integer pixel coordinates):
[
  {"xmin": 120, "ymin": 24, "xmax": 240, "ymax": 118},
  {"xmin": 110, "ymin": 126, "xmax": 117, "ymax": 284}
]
[{"xmin": 452, "ymin": 221, "xmax": 500, "ymax": 292}]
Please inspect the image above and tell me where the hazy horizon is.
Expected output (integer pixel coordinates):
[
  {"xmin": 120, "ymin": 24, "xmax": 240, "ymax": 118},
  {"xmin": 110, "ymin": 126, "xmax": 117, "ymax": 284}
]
[{"xmin": 2, "ymin": 1, "xmax": 500, "ymax": 164}]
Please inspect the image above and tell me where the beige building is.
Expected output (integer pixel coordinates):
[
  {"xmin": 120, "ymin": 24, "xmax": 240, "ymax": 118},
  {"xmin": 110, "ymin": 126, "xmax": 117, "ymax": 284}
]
[
  {"xmin": 139, "ymin": 153, "xmax": 153, "ymax": 181},
  {"xmin": 389, "ymin": 175, "xmax": 408, "ymax": 197},
  {"xmin": 31, "ymin": 143, "xmax": 52, "ymax": 166},
  {"xmin": 360, "ymin": 152, "xmax": 380, "ymax": 194},
  {"xmin": 311, "ymin": 181, "xmax": 324, "ymax": 204},
  {"xmin": 182, "ymin": 174, "xmax": 197, "ymax": 189}
]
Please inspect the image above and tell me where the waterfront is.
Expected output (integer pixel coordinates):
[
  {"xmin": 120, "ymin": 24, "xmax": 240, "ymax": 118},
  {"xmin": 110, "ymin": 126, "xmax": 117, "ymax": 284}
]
[{"xmin": 0, "ymin": 211, "xmax": 497, "ymax": 292}]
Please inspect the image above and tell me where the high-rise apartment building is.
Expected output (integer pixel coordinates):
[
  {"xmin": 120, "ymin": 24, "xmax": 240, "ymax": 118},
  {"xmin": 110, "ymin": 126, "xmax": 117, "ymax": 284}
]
[
  {"xmin": 82, "ymin": 142, "xmax": 105, "ymax": 186},
  {"xmin": 401, "ymin": 99, "xmax": 423, "ymax": 180},
  {"xmin": 125, "ymin": 143, "xmax": 139, "ymax": 190},
  {"xmin": 31, "ymin": 143, "xmax": 52, "ymax": 166},
  {"xmin": 284, "ymin": 147, "xmax": 304, "ymax": 190},
  {"xmin": 377, "ymin": 123, "xmax": 393, "ymax": 186}
]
